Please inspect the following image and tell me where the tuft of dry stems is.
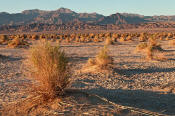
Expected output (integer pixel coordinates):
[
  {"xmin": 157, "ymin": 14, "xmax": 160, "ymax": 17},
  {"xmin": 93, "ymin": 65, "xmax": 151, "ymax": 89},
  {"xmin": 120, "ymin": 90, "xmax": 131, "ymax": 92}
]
[
  {"xmin": 8, "ymin": 37, "xmax": 29, "ymax": 48},
  {"xmin": 105, "ymin": 37, "xmax": 114, "ymax": 45},
  {"xmin": 83, "ymin": 45, "xmax": 113, "ymax": 73},
  {"xmin": 95, "ymin": 45, "xmax": 113, "ymax": 68},
  {"xmin": 0, "ymin": 35, "xmax": 9, "ymax": 45},
  {"xmin": 2, "ymin": 41, "xmax": 71, "ymax": 115},
  {"xmin": 136, "ymin": 37, "xmax": 165, "ymax": 61},
  {"xmin": 28, "ymin": 41, "xmax": 70, "ymax": 101},
  {"xmin": 169, "ymin": 39, "xmax": 175, "ymax": 46}
]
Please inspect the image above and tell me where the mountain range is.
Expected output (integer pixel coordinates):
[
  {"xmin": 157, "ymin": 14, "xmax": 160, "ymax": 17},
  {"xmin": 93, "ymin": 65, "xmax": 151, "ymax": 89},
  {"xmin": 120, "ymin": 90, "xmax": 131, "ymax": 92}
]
[
  {"xmin": 1, "ymin": 7, "xmax": 175, "ymax": 26},
  {"xmin": 1, "ymin": 8, "xmax": 175, "ymax": 33}
]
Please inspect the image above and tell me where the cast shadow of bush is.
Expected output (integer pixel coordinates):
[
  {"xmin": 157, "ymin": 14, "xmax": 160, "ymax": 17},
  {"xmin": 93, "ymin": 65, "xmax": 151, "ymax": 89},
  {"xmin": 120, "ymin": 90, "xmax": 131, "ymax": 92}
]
[
  {"xmin": 114, "ymin": 67, "xmax": 175, "ymax": 77},
  {"xmin": 85, "ymin": 86, "xmax": 175, "ymax": 115}
]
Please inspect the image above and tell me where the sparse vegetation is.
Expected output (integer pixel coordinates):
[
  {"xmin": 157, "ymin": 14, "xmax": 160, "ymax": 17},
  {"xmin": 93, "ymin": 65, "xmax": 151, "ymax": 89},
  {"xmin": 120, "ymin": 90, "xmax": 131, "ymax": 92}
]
[
  {"xmin": 2, "ymin": 41, "xmax": 71, "ymax": 115},
  {"xmin": 1, "ymin": 31, "xmax": 175, "ymax": 115},
  {"xmin": 136, "ymin": 36, "xmax": 165, "ymax": 61},
  {"xmin": 8, "ymin": 36, "xmax": 29, "ymax": 48},
  {"xmin": 136, "ymin": 42, "xmax": 148, "ymax": 52},
  {"xmin": 169, "ymin": 39, "xmax": 175, "ymax": 46},
  {"xmin": 82, "ymin": 45, "xmax": 113, "ymax": 73},
  {"xmin": 0, "ymin": 34, "xmax": 9, "ymax": 45},
  {"xmin": 28, "ymin": 41, "xmax": 70, "ymax": 100},
  {"xmin": 105, "ymin": 37, "xmax": 114, "ymax": 45}
]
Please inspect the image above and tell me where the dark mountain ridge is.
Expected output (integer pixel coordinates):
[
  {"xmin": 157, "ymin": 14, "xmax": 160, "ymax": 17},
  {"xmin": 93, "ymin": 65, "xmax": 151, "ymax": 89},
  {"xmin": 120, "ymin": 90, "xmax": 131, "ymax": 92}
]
[{"xmin": 1, "ymin": 7, "xmax": 175, "ymax": 26}]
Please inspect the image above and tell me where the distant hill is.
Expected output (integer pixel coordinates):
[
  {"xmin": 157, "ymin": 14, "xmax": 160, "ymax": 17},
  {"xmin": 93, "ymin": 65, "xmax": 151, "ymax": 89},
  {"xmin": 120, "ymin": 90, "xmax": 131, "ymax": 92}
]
[
  {"xmin": 1, "ymin": 7, "xmax": 175, "ymax": 26},
  {"xmin": 0, "ymin": 8, "xmax": 104, "ymax": 25},
  {"xmin": 1, "ymin": 8, "xmax": 175, "ymax": 33}
]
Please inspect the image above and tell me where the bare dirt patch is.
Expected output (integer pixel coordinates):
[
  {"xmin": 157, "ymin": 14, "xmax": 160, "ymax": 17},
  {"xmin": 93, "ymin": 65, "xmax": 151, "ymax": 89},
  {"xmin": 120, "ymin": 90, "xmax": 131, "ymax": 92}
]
[{"xmin": 0, "ymin": 40, "xmax": 175, "ymax": 115}]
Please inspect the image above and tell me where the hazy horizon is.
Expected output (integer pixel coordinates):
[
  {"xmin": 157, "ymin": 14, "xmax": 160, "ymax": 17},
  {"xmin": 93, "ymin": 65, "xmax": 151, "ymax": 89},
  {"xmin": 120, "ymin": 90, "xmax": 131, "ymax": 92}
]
[{"xmin": 0, "ymin": 0, "xmax": 175, "ymax": 16}]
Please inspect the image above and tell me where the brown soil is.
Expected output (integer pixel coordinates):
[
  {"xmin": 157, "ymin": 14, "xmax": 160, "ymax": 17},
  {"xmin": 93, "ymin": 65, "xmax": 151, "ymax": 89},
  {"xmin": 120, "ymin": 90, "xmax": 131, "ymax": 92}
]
[{"xmin": 0, "ymin": 39, "xmax": 175, "ymax": 115}]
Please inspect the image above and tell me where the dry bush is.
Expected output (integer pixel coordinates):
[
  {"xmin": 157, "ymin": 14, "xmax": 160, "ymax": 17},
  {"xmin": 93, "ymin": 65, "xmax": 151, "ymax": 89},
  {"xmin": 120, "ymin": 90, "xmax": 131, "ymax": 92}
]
[
  {"xmin": 126, "ymin": 36, "xmax": 132, "ymax": 41},
  {"xmin": 105, "ymin": 37, "xmax": 114, "ymax": 45},
  {"xmin": 136, "ymin": 42, "xmax": 148, "ymax": 52},
  {"xmin": 169, "ymin": 39, "xmax": 175, "ymax": 46},
  {"xmin": 28, "ymin": 41, "xmax": 70, "ymax": 100},
  {"xmin": 87, "ymin": 58, "xmax": 96, "ymax": 66},
  {"xmin": 2, "ymin": 41, "xmax": 71, "ymax": 115},
  {"xmin": 7, "ymin": 37, "xmax": 29, "ymax": 48},
  {"xmin": 32, "ymin": 35, "xmax": 39, "ymax": 40},
  {"xmin": 95, "ymin": 46, "xmax": 113, "ymax": 68},
  {"xmin": 146, "ymin": 46, "xmax": 166, "ymax": 61},
  {"xmin": 136, "ymin": 38, "xmax": 165, "ymax": 61},
  {"xmin": 93, "ymin": 36, "xmax": 100, "ymax": 42},
  {"xmin": 82, "ymin": 46, "xmax": 113, "ymax": 73},
  {"xmin": 0, "ymin": 34, "xmax": 9, "ymax": 45},
  {"xmin": 119, "ymin": 37, "xmax": 126, "ymax": 42}
]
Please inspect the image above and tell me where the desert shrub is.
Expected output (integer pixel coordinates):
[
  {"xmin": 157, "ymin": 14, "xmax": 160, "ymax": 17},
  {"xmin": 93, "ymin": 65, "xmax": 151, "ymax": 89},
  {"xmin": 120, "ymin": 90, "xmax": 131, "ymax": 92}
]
[
  {"xmin": 80, "ymin": 36, "xmax": 86, "ymax": 43},
  {"xmin": 126, "ymin": 35, "xmax": 132, "ymax": 41},
  {"xmin": 0, "ymin": 34, "xmax": 9, "ymax": 45},
  {"xmin": 32, "ymin": 35, "xmax": 39, "ymax": 40},
  {"xmin": 105, "ymin": 37, "xmax": 114, "ymax": 45},
  {"xmin": 146, "ymin": 46, "xmax": 166, "ymax": 61},
  {"xmin": 87, "ymin": 58, "xmax": 96, "ymax": 66},
  {"xmin": 65, "ymin": 37, "xmax": 71, "ymax": 43},
  {"xmin": 82, "ymin": 46, "xmax": 113, "ymax": 73},
  {"xmin": 2, "ymin": 41, "xmax": 71, "ymax": 115},
  {"xmin": 28, "ymin": 41, "xmax": 70, "ymax": 101},
  {"xmin": 93, "ymin": 36, "xmax": 100, "ymax": 42},
  {"xmin": 139, "ymin": 36, "xmax": 147, "ymax": 42},
  {"xmin": 119, "ymin": 37, "xmax": 126, "ymax": 42},
  {"xmin": 136, "ymin": 38, "xmax": 165, "ymax": 61},
  {"xmin": 148, "ymin": 37, "xmax": 163, "ymax": 51},
  {"xmin": 169, "ymin": 39, "xmax": 175, "ymax": 46},
  {"xmin": 136, "ymin": 42, "xmax": 148, "ymax": 52},
  {"xmin": 7, "ymin": 37, "xmax": 29, "ymax": 48},
  {"xmin": 95, "ymin": 46, "xmax": 113, "ymax": 68},
  {"xmin": 75, "ymin": 37, "xmax": 80, "ymax": 43}
]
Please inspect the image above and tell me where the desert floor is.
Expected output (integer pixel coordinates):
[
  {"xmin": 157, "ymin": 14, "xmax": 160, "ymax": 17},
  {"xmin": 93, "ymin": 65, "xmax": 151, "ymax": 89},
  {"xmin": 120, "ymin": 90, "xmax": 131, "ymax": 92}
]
[{"xmin": 0, "ymin": 39, "xmax": 175, "ymax": 115}]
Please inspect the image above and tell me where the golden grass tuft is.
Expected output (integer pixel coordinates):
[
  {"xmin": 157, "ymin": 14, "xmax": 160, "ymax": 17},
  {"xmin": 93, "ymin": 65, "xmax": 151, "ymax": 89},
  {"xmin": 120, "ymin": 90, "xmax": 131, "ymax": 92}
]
[
  {"xmin": 169, "ymin": 39, "xmax": 175, "ymax": 46},
  {"xmin": 0, "ymin": 34, "xmax": 9, "ymax": 45},
  {"xmin": 136, "ymin": 38, "xmax": 165, "ymax": 61},
  {"xmin": 28, "ymin": 41, "xmax": 70, "ymax": 100},
  {"xmin": 105, "ymin": 37, "xmax": 114, "ymax": 45},
  {"xmin": 82, "ymin": 46, "xmax": 113, "ymax": 73},
  {"xmin": 2, "ymin": 41, "xmax": 71, "ymax": 115},
  {"xmin": 7, "ymin": 37, "xmax": 29, "ymax": 48},
  {"xmin": 95, "ymin": 46, "xmax": 113, "ymax": 68},
  {"xmin": 146, "ymin": 46, "xmax": 166, "ymax": 61},
  {"xmin": 136, "ymin": 42, "xmax": 148, "ymax": 52}
]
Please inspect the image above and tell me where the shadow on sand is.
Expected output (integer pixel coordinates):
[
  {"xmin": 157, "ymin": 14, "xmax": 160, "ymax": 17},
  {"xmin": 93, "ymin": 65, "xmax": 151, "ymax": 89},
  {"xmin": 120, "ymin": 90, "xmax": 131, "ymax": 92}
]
[
  {"xmin": 82, "ymin": 86, "xmax": 175, "ymax": 115},
  {"xmin": 0, "ymin": 55, "xmax": 22, "ymax": 62},
  {"xmin": 114, "ymin": 67, "xmax": 175, "ymax": 77}
]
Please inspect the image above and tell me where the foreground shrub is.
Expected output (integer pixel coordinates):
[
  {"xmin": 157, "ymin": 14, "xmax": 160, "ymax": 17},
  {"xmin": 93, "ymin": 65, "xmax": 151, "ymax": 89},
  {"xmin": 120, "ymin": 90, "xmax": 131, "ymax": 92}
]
[
  {"xmin": 29, "ymin": 41, "xmax": 70, "ymax": 100},
  {"xmin": 2, "ymin": 41, "xmax": 71, "ymax": 115}
]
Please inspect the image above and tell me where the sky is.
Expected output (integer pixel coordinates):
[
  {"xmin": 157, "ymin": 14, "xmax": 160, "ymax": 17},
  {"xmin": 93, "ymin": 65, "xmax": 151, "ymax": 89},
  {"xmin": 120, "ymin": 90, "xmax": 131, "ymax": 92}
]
[{"xmin": 0, "ymin": 0, "xmax": 175, "ymax": 16}]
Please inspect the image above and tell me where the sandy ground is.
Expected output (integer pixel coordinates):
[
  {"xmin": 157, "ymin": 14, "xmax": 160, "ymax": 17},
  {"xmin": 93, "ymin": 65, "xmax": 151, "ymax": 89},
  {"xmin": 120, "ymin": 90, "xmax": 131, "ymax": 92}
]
[{"xmin": 0, "ymin": 39, "xmax": 175, "ymax": 115}]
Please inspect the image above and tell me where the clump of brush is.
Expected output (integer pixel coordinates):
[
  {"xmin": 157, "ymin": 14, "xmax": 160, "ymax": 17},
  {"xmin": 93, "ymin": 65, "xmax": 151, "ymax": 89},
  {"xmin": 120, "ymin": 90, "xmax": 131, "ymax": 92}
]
[
  {"xmin": 82, "ymin": 45, "xmax": 113, "ymax": 73},
  {"xmin": 136, "ymin": 36, "xmax": 166, "ymax": 61},
  {"xmin": 2, "ymin": 41, "xmax": 71, "ymax": 115}
]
